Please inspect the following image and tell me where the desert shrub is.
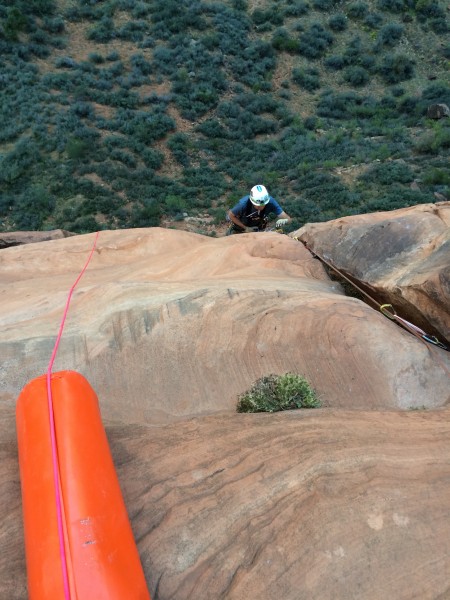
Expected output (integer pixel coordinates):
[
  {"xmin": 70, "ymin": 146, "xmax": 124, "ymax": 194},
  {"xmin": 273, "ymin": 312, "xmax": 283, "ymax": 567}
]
[
  {"xmin": 347, "ymin": 2, "xmax": 368, "ymax": 19},
  {"xmin": 141, "ymin": 147, "xmax": 164, "ymax": 170},
  {"xmin": 109, "ymin": 149, "xmax": 137, "ymax": 168},
  {"xmin": 359, "ymin": 161, "xmax": 414, "ymax": 185},
  {"xmin": 413, "ymin": 124, "xmax": 450, "ymax": 154},
  {"xmin": 130, "ymin": 53, "xmax": 152, "ymax": 76},
  {"xmin": 3, "ymin": 8, "xmax": 28, "ymax": 40},
  {"xmin": 423, "ymin": 168, "xmax": 450, "ymax": 185},
  {"xmin": 324, "ymin": 54, "xmax": 346, "ymax": 70},
  {"xmin": 0, "ymin": 138, "xmax": 40, "ymax": 184},
  {"xmin": 312, "ymin": 0, "xmax": 335, "ymax": 10},
  {"xmin": 292, "ymin": 67, "xmax": 321, "ymax": 91},
  {"xmin": 344, "ymin": 66, "xmax": 369, "ymax": 87},
  {"xmin": 42, "ymin": 15, "xmax": 65, "ymax": 33},
  {"xmin": 163, "ymin": 194, "xmax": 188, "ymax": 215},
  {"xmin": 236, "ymin": 373, "xmax": 320, "ymax": 413},
  {"xmin": 106, "ymin": 50, "xmax": 120, "ymax": 61},
  {"xmin": 252, "ymin": 7, "xmax": 284, "ymax": 27},
  {"xmin": 131, "ymin": 1, "xmax": 151, "ymax": 18},
  {"xmin": 429, "ymin": 18, "xmax": 448, "ymax": 34},
  {"xmin": 116, "ymin": 20, "xmax": 147, "ymax": 42},
  {"xmin": 375, "ymin": 23, "xmax": 404, "ymax": 48},
  {"xmin": 285, "ymin": 1, "xmax": 310, "ymax": 16},
  {"xmin": 86, "ymin": 16, "xmax": 114, "ymax": 43},
  {"xmin": 416, "ymin": 0, "xmax": 446, "ymax": 19},
  {"xmin": 229, "ymin": 40, "xmax": 276, "ymax": 87},
  {"xmin": 298, "ymin": 23, "xmax": 334, "ymax": 59},
  {"xmin": 88, "ymin": 52, "xmax": 104, "ymax": 64},
  {"xmin": 363, "ymin": 12, "xmax": 383, "ymax": 28},
  {"xmin": 317, "ymin": 90, "xmax": 364, "ymax": 119},
  {"xmin": 379, "ymin": 53, "xmax": 415, "ymax": 84},
  {"xmin": 272, "ymin": 28, "xmax": 300, "ymax": 53},
  {"xmin": 421, "ymin": 81, "xmax": 450, "ymax": 107},
  {"xmin": 376, "ymin": 0, "xmax": 407, "ymax": 12},
  {"xmin": 70, "ymin": 215, "xmax": 99, "ymax": 233},
  {"xmin": 65, "ymin": 137, "xmax": 90, "ymax": 159},
  {"xmin": 11, "ymin": 185, "xmax": 55, "ymax": 229},
  {"xmin": 363, "ymin": 187, "xmax": 433, "ymax": 212},
  {"xmin": 328, "ymin": 13, "xmax": 347, "ymax": 31}
]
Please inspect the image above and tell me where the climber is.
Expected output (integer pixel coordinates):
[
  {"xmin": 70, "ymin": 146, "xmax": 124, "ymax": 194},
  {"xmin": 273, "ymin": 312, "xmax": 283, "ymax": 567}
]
[{"xmin": 226, "ymin": 184, "xmax": 291, "ymax": 235}]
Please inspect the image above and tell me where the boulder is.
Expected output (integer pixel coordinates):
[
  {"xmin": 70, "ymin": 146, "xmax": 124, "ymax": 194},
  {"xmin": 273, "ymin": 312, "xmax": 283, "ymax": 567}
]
[
  {"xmin": 0, "ymin": 229, "xmax": 75, "ymax": 249},
  {"xmin": 426, "ymin": 103, "xmax": 450, "ymax": 119},
  {"xmin": 293, "ymin": 202, "xmax": 450, "ymax": 345}
]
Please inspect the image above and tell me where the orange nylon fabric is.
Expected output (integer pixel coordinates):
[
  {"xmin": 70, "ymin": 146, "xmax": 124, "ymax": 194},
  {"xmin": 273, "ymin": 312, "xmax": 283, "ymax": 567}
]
[{"xmin": 16, "ymin": 370, "xmax": 151, "ymax": 600}]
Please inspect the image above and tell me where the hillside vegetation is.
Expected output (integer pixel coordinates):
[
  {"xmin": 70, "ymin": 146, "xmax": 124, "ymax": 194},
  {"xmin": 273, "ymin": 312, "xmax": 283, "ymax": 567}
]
[{"xmin": 0, "ymin": 0, "xmax": 449, "ymax": 234}]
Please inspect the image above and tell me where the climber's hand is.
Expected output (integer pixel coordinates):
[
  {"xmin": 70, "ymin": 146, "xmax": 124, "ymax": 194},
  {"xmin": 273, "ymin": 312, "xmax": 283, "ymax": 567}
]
[{"xmin": 276, "ymin": 218, "xmax": 288, "ymax": 228}]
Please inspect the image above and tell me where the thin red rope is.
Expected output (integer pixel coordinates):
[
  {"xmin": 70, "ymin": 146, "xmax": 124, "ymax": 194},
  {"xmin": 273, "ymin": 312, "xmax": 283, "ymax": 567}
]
[{"xmin": 46, "ymin": 232, "xmax": 99, "ymax": 600}]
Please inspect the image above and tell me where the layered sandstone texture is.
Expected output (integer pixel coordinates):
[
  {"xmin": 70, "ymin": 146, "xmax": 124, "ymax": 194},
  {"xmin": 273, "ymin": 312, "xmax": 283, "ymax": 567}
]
[
  {"xmin": 1, "ymin": 215, "xmax": 450, "ymax": 599},
  {"xmin": 294, "ymin": 201, "xmax": 450, "ymax": 345}
]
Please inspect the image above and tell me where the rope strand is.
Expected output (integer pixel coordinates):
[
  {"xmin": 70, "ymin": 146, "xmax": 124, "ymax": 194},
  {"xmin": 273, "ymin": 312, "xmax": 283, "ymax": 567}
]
[{"xmin": 46, "ymin": 232, "xmax": 99, "ymax": 599}]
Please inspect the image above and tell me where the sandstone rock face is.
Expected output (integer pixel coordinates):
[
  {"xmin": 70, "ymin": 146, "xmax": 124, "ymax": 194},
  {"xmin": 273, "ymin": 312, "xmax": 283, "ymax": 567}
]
[
  {"xmin": 1, "ymin": 226, "xmax": 450, "ymax": 599},
  {"xmin": 0, "ymin": 229, "xmax": 74, "ymax": 249},
  {"xmin": 294, "ymin": 202, "xmax": 450, "ymax": 345}
]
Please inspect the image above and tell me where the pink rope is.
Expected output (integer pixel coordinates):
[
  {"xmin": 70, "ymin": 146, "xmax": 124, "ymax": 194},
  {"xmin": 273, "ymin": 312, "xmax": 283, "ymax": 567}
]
[{"xmin": 46, "ymin": 232, "xmax": 99, "ymax": 600}]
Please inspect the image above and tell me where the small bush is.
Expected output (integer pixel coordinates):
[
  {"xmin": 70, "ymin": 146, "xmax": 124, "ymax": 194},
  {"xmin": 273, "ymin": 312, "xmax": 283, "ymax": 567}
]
[
  {"xmin": 236, "ymin": 373, "xmax": 321, "ymax": 413},
  {"xmin": 285, "ymin": 1, "xmax": 309, "ymax": 17},
  {"xmin": 359, "ymin": 161, "xmax": 414, "ymax": 185},
  {"xmin": 376, "ymin": 0, "xmax": 406, "ymax": 13},
  {"xmin": 292, "ymin": 67, "xmax": 321, "ymax": 91},
  {"xmin": 324, "ymin": 54, "xmax": 346, "ymax": 70},
  {"xmin": 364, "ymin": 12, "xmax": 383, "ymax": 29},
  {"xmin": 328, "ymin": 14, "xmax": 348, "ymax": 32},
  {"xmin": 344, "ymin": 66, "xmax": 369, "ymax": 87},
  {"xmin": 379, "ymin": 53, "xmax": 415, "ymax": 84},
  {"xmin": 423, "ymin": 168, "xmax": 450, "ymax": 185},
  {"xmin": 298, "ymin": 23, "xmax": 334, "ymax": 59},
  {"xmin": 347, "ymin": 2, "xmax": 368, "ymax": 19},
  {"xmin": 376, "ymin": 23, "xmax": 404, "ymax": 48},
  {"xmin": 429, "ymin": 18, "xmax": 448, "ymax": 34},
  {"xmin": 272, "ymin": 28, "xmax": 300, "ymax": 53},
  {"xmin": 312, "ymin": 0, "xmax": 335, "ymax": 10}
]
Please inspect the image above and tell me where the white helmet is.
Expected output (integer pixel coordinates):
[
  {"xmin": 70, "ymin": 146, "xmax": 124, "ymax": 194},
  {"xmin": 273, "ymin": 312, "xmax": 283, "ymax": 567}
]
[{"xmin": 250, "ymin": 184, "xmax": 270, "ymax": 206}]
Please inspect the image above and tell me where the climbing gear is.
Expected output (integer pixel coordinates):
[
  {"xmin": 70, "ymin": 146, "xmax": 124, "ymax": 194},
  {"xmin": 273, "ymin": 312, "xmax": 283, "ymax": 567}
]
[
  {"xmin": 297, "ymin": 239, "xmax": 450, "ymax": 359},
  {"xmin": 380, "ymin": 304, "xmax": 449, "ymax": 350},
  {"xmin": 250, "ymin": 184, "xmax": 270, "ymax": 206}
]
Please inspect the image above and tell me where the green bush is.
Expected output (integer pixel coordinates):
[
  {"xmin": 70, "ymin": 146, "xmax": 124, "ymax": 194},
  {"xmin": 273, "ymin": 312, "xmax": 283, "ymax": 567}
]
[
  {"xmin": 328, "ymin": 14, "xmax": 348, "ymax": 31},
  {"xmin": 324, "ymin": 54, "xmax": 346, "ymax": 70},
  {"xmin": 312, "ymin": 0, "xmax": 335, "ymax": 10},
  {"xmin": 285, "ymin": 1, "xmax": 309, "ymax": 16},
  {"xmin": 423, "ymin": 168, "xmax": 450, "ymax": 185},
  {"xmin": 379, "ymin": 53, "xmax": 415, "ymax": 84},
  {"xmin": 364, "ymin": 12, "xmax": 383, "ymax": 29},
  {"xmin": 344, "ymin": 66, "xmax": 369, "ymax": 87},
  {"xmin": 272, "ymin": 28, "xmax": 300, "ymax": 53},
  {"xmin": 376, "ymin": 0, "xmax": 406, "ymax": 13},
  {"xmin": 359, "ymin": 161, "xmax": 414, "ymax": 185},
  {"xmin": 347, "ymin": 2, "xmax": 368, "ymax": 19},
  {"xmin": 236, "ymin": 373, "xmax": 321, "ymax": 413},
  {"xmin": 375, "ymin": 23, "xmax": 404, "ymax": 48},
  {"xmin": 298, "ymin": 23, "xmax": 334, "ymax": 59},
  {"xmin": 292, "ymin": 67, "xmax": 321, "ymax": 91}
]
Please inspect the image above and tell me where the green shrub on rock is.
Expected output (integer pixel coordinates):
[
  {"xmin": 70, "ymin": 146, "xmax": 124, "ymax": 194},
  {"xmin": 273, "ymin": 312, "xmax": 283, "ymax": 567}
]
[{"xmin": 237, "ymin": 373, "xmax": 321, "ymax": 413}]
